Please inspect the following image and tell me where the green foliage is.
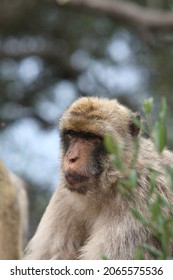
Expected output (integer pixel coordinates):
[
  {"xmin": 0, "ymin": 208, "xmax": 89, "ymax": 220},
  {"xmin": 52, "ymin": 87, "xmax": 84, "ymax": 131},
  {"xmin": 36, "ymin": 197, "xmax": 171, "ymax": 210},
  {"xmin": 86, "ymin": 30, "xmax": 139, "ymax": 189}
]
[
  {"xmin": 143, "ymin": 97, "xmax": 153, "ymax": 115},
  {"xmin": 153, "ymin": 122, "xmax": 167, "ymax": 153},
  {"xmin": 153, "ymin": 98, "xmax": 167, "ymax": 153},
  {"xmin": 104, "ymin": 98, "xmax": 173, "ymax": 260},
  {"xmin": 101, "ymin": 255, "xmax": 109, "ymax": 260},
  {"xmin": 131, "ymin": 208, "xmax": 148, "ymax": 226},
  {"xmin": 104, "ymin": 135, "xmax": 124, "ymax": 171},
  {"xmin": 135, "ymin": 246, "xmax": 145, "ymax": 260},
  {"xmin": 140, "ymin": 244, "xmax": 162, "ymax": 259},
  {"xmin": 166, "ymin": 166, "xmax": 173, "ymax": 192},
  {"xmin": 143, "ymin": 97, "xmax": 167, "ymax": 153}
]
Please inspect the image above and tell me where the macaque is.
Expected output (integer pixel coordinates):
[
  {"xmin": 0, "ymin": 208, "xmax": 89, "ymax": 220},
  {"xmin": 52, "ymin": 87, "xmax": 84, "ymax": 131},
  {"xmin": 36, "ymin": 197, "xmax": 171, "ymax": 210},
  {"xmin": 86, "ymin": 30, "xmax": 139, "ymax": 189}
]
[
  {"xmin": 0, "ymin": 161, "xmax": 28, "ymax": 259},
  {"xmin": 9, "ymin": 172, "xmax": 29, "ymax": 249},
  {"xmin": 24, "ymin": 97, "xmax": 173, "ymax": 260}
]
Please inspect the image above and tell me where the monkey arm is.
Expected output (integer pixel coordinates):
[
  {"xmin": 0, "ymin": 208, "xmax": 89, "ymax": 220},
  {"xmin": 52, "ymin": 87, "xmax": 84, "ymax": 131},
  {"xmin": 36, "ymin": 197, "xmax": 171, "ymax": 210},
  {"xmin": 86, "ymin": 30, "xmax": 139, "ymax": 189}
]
[
  {"xmin": 24, "ymin": 185, "xmax": 87, "ymax": 259},
  {"xmin": 78, "ymin": 206, "xmax": 150, "ymax": 260}
]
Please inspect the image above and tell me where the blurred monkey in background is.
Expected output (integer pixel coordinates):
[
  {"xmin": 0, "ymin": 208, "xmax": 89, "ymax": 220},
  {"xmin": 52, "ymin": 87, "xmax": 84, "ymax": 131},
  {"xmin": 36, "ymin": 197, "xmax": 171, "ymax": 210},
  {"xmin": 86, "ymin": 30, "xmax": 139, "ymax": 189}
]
[{"xmin": 0, "ymin": 161, "xmax": 28, "ymax": 259}]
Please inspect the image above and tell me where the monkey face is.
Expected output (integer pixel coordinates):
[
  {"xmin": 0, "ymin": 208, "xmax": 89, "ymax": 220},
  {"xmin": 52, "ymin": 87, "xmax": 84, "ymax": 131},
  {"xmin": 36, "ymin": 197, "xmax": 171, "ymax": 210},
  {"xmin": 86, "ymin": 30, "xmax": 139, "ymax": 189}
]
[
  {"xmin": 62, "ymin": 130, "xmax": 104, "ymax": 194},
  {"xmin": 60, "ymin": 97, "xmax": 141, "ymax": 194}
]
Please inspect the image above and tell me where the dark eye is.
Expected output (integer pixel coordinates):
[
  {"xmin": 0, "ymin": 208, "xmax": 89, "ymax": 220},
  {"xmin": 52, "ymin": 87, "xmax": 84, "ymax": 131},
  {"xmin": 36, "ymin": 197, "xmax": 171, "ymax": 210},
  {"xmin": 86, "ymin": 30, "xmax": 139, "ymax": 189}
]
[
  {"xmin": 64, "ymin": 134, "xmax": 73, "ymax": 141},
  {"xmin": 63, "ymin": 130, "xmax": 76, "ymax": 141},
  {"xmin": 84, "ymin": 132, "xmax": 96, "ymax": 139},
  {"xmin": 67, "ymin": 130, "xmax": 75, "ymax": 136},
  {"xmin": 84, "ymin": 133, "xmax": 102, "ymax": 144}
]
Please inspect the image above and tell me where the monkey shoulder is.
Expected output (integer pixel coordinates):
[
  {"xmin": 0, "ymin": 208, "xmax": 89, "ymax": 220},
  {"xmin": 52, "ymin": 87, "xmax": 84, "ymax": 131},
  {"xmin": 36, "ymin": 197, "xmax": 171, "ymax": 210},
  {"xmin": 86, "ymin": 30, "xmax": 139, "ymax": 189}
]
[{"xmin": 138, "ymin": 137, "xmax": 173, "ymax": 168}]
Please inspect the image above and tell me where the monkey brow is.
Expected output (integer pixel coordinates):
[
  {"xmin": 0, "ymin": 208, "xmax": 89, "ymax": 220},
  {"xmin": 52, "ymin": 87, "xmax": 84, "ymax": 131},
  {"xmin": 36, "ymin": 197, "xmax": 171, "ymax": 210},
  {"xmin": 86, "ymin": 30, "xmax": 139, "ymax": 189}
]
[{"xmin": 62, "ymin": 129, "xmax": 102, "ymax": 140}]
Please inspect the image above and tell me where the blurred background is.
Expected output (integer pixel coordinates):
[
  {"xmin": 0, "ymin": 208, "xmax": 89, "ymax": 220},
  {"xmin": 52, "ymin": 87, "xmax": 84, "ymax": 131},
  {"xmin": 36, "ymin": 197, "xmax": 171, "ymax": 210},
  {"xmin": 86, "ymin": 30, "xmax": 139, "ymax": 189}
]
[{"xmin": 0, "ymin": 0, "xmax": 173, "ymax": 239}]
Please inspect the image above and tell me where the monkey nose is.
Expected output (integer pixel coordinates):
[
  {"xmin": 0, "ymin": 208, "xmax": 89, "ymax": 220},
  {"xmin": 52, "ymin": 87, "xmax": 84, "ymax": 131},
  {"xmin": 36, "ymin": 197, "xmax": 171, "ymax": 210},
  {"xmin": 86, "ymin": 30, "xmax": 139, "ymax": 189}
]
[{"xmin": 65, "ymin": 172, "xmax": 88, "ymax": 185}]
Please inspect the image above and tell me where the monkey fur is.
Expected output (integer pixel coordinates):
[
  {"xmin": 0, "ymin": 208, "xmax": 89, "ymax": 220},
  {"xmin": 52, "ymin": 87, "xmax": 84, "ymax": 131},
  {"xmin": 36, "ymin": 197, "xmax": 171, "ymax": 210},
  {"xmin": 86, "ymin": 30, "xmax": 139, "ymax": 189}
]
[
  {"xmin": 0, "ymin": 161, "xmax": 28, "ymax": 259},
  {"xmin": 24, "ymin": 97, "xmax": 173, "ymax": 259}
]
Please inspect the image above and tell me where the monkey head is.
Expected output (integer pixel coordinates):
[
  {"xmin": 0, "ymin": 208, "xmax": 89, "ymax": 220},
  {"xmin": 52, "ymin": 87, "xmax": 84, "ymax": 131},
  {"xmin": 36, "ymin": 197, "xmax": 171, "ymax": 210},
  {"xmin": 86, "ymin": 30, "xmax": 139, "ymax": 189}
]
[{"xmin": 59, "ymin": 97, "xmax": 140, "ymax": 194}]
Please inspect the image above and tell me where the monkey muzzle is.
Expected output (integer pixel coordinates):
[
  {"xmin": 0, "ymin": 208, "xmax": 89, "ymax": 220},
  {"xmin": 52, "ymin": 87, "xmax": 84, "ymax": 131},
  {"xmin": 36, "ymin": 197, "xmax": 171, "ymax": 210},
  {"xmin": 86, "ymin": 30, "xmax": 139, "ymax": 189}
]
[
  {"xmin": 64, "ymin": 171, "xmax": 89, "ymax": 194},
  {"xmin": 65, "ymin": 171, "xmax": 89, "ymax": 186}
]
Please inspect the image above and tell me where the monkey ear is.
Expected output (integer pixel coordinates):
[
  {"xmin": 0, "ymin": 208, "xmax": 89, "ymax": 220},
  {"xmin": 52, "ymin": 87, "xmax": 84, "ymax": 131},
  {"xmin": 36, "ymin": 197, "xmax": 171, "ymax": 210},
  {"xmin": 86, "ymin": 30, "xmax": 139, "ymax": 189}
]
[{"xmin": 129, "ymin": 112, "xmax": 141, "ymax": 137}]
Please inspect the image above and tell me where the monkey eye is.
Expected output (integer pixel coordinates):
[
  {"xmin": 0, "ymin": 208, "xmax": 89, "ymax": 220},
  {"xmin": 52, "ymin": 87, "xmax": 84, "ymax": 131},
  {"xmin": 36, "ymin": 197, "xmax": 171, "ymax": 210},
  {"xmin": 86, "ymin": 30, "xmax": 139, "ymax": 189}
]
[
  {"xmin": 84, "ymin": 132, "xmax": 96, "ymax": 139},
  {"xmin": 84, "ymin": 133, "xmax": 103, "ymax": 144},
  {"xmin": 63, "ymin": 130, "xmax": 77, "ymax": 142},
  {"xmin": 64, "ymin": 130, "xmax": 75, "ymax": 136},
  {"xmin": 64, "ymin": 132, "xmax": 73, "ymax": 140},
  {"xmin": 67, "ymin": 130, "xmax": 76, "ymax": 135}
]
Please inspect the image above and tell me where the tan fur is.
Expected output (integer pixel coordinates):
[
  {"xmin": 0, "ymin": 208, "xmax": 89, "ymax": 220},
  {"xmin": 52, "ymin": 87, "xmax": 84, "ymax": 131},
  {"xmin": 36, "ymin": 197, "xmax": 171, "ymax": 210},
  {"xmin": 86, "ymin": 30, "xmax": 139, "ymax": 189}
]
[
  {"xmin": 0, "ymin": 161, "xmax": 28, "ymax": 259},
  {"xmin": 9, "ymin": 173, "xmax": 29, "ymax": 249},
  {"xmin": 24, "ymin": 97, "xmax": 173, "ymax": 260}
]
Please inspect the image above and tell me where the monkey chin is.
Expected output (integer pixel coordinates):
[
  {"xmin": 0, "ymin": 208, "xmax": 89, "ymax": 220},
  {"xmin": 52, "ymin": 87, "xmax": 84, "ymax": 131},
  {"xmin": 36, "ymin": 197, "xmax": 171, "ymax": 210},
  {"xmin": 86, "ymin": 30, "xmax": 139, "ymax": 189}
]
[
  {"xmin": 64, "ymin": 174, "xmax": 89, "ymax": 194},
  {"xmin": 65, "ymin": 182, "xmax": 89, "ymax": 194},
  {"xmin": 64, "ymin": 171, "xmax": 91, "ymax": 194}
]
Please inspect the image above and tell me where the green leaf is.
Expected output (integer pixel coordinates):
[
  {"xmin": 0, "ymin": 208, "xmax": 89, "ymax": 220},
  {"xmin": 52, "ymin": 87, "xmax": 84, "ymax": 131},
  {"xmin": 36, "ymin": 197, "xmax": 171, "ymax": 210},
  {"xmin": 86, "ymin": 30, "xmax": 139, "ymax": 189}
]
[
  {"xmin": 147, "ymin": 170, "xmax": 157, "ymax": 197},
  {"xmin": 104, "ymin": 135, "xmax": 116, "ymax": 154},
  {"xmin": 141, "ymin": 243, "xmax": 162, "ymax": 258},
  {"xmin": 129, "ymin": 169, "xmax": 137, "ymax": 188},
  {"xmin": 131, "ymin": 208, "xmax": 148, "ymax": 225},
  {"xmin": 101, "ymin": 255, "xmax": 109, "ymax": 260},
  {"xmin": 153, "ymin": 121, "xmax": 167, "ymax": 153},
  {"xmin": 159, "ymin": 97, "xmax": 167, "ymax": 123},
  {"xmin": 104, "ymin": 135, "xmax": 124, "ymax": 171},
  {"xmin": 166, "ymin": 166, "xmax": 173, "ymax": 192},
  {"xmin": 117, "ymin": 183, "xmax": 131, "ymax": 198},
  {"xmin": 143, "ymin": 97, "xmax": 153, "ymax": 115},
  {"xmin": 135, "ymin": 246, "xmax": 145, "ymax": 260},
  {"xmin": 149, "ymin": 197, "xmax": 162, "ymax": 222},
  {"xmin": 110, "ymin": 155, "xmax": 123, "ymax": 171},
  {"xmin": 104, "ymin": 135, "xmax": 123, "ymax": 156}
]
